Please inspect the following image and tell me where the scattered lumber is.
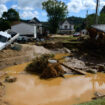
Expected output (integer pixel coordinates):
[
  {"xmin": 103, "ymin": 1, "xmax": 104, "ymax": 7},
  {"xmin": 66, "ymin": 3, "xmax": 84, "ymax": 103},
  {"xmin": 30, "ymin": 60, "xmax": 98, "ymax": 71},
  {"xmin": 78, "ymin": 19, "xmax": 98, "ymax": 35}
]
[{"xmin": 59, "ymin": 63, "xmax": 87, "ymax": 75}]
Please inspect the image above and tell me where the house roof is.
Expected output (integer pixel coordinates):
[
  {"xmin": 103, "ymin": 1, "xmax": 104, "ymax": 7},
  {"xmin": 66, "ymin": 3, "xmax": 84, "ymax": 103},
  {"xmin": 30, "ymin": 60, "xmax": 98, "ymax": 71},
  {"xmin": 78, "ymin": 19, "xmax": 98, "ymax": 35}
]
[
  {"xmin": 11, "ymin": 22, "xmax": 35, "ymax": 35},
  {"xmin": 59, "ymin": 18, "xmax": 73, "ymax": 25},
  {"xmin": 91, "ymin": 24, "xmax": 105, "ymax": 33},
  {"xmin": 29, "ymin": 17, "xmax": 40, "ymax": 24}
]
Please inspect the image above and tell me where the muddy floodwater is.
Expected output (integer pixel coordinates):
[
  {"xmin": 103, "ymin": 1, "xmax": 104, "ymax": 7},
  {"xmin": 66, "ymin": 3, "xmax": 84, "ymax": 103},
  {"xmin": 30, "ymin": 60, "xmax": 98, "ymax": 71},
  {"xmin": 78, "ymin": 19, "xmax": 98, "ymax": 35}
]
[{"xmin": 1, "ymin": 63, "xmax": 105, "ymax": 105}]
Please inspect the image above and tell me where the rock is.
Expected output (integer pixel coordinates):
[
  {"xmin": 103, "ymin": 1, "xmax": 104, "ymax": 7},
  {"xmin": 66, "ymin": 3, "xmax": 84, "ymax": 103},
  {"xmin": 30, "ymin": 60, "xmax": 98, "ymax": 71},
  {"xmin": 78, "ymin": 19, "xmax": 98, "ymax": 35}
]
[
  {"xmin": 0, "ymin": 82, "xmax": 4, "ymax": 86},
  {"xmin": 65, "ymin": 57, "xmax": 71, "ymax": 62},
  {"xmin": 48, "ymin": 60, "xmax": 57, "ymax": 64},
  {"xmin": 63, "ymin": 48, "xmax": 71, "ymax": 53},
  {"xmin": 87, "ymin": 69, "xmax": 97, "ymax": 74},
  {"xmin": 11, "ymin": 43, "xmax": 22, "ymax": 51},
  {"xmin": 98, "ymin": 64, "xmax": 105, "ymax": 72},
  {"xmin": 5, "ymin": 76, "xmax": 17, "ymax": 83}
]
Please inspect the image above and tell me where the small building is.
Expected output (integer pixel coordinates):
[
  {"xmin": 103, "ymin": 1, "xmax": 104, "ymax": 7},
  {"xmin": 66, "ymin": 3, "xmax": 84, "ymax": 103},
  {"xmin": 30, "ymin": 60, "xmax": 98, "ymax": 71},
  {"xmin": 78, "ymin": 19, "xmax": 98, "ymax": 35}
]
[
  {"xmin": 81, "ymin": 29, "xmax": 88, "ymax": 35},
  {"xmin": 58, "ymin": 19, "xmax": 75, "ymax": 34}
]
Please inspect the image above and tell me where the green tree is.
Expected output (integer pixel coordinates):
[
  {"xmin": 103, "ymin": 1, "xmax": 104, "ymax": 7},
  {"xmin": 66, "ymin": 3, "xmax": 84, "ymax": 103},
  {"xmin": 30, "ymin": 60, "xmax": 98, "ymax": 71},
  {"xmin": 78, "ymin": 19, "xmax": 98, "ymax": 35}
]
[
  {"xmin": 42, "ymin": 0, "xmax": 68, "ymax": 33},
  {"xmin": 0, "ymin": 18, "xmax": 11, "ymax": 31},
  {"xmin": 86, "ymin": 14, "xmax": 96, "ymax": 28},
  {"xmin": 100, "ymin": 5, "xmax": 105, "ymax": 14},
  {"xmin": 99, "ymin": 13, "xmax": 105, "ymax": 24},
  {"xmin": 2, "ymin": 8, "xmax": 20, "ymax": 22}
]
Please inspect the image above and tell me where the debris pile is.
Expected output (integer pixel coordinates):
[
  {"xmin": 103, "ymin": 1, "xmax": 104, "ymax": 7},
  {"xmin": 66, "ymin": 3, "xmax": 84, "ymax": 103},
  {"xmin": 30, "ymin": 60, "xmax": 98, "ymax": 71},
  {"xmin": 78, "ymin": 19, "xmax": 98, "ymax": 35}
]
[
  {"xmin": 26, "ymin": 54, "xmax": 66, "ymax": 79},
  {"xmin": 88, "ymin": 25, "xmax": 105, "ymax": 45},
  {"xmin": 41, "ymin": 63, "xmax": 65, "ymax": 79}
]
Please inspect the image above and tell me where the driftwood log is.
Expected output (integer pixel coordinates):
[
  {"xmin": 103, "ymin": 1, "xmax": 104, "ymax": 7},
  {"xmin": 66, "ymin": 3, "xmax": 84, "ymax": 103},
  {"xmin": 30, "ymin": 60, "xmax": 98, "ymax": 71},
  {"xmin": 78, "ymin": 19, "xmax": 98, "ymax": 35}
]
[{"xmin": 59, "ymin": 62, "xmax": 87, "ymax": 75}]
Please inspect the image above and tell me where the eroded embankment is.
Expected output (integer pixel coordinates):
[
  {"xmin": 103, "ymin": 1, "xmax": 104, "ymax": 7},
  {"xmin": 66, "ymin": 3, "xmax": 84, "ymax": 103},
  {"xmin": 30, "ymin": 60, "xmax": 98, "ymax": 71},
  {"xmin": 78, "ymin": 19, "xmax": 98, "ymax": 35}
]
[
  {"xmin": 0, "ymin": 44, "xmax": 50, "ymax": 70},
  {"xmin": 0, "ymin": 63, "xmax": 105, "ymax": 105}
]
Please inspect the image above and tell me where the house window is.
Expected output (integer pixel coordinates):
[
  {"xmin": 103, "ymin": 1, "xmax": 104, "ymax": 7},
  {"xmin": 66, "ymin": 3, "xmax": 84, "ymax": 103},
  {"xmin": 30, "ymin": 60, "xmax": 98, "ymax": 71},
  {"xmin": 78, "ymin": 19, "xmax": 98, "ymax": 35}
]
[{"xmin": 64, "ymin": 25, "xmax": 68, "ymax": 29}]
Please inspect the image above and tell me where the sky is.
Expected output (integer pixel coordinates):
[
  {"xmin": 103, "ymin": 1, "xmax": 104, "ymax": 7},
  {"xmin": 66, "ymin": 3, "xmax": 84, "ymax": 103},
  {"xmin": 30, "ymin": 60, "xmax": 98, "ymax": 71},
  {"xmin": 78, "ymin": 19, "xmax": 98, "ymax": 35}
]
[{"xmin": 0, "ymin": 0, "xmax": 105, "ymax": 21}]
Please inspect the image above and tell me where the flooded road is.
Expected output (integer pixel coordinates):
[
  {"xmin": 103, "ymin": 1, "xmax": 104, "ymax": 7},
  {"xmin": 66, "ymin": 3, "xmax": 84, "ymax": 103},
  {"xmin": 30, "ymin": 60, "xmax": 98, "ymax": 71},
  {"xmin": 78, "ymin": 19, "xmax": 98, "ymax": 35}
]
[{"xmin": 1, "ymin": 63, "xmax": 105, "ymax": 105}]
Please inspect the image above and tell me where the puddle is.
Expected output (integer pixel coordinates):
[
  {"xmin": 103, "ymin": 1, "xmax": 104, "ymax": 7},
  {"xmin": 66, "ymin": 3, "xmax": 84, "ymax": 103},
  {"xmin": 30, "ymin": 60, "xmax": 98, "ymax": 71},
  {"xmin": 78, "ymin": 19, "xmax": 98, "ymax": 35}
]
[
  {"xmin": 54, "ymin": 53, "xmax": 70, "ymax": 62},
  {"xmin": 1, "ymin": 63, "xmax": 105, "ymax": 105}
]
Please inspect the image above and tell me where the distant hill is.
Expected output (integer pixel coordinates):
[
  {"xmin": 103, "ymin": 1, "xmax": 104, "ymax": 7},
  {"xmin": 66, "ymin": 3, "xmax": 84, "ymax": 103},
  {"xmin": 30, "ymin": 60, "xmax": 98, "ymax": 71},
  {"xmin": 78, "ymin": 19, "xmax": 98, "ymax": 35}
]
[
  {"xmin": 67, "ymin": 16, "xmax": 86, "ymax": 31},
  {"xmin": 67, "ymin": 16, "xmax": 85, "ymax": 25}
]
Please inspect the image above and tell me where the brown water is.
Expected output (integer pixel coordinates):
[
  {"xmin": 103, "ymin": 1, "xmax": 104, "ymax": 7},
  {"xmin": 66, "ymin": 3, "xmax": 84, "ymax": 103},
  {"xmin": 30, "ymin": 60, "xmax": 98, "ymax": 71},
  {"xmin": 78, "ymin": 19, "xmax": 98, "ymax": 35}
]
[{"xmin": 2, "ymin": 63, "xmax": 105, "ymax": 105}]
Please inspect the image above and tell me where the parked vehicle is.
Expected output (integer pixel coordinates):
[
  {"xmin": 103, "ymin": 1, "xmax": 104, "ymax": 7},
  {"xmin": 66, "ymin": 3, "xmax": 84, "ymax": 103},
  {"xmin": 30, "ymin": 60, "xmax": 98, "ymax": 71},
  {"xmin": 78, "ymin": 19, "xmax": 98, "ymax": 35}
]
[
  {"xmin": 73, "ymin": 32, "xmax": 81, "ymax": 37},
  {"xmin": 16, "ymin": 36, "xmax": 33, "ymax": 43},
  {"xmin": 0, "ymin": 31, "xmax": 19, "ymax": 50}
]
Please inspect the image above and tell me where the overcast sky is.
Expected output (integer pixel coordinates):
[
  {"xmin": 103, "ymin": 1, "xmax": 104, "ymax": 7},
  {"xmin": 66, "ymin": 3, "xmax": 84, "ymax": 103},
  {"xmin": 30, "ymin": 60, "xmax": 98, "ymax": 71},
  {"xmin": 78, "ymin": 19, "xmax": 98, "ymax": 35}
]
[{"xmin": 0, "ymin": 0, "xmax": 105, "ymax": 21}]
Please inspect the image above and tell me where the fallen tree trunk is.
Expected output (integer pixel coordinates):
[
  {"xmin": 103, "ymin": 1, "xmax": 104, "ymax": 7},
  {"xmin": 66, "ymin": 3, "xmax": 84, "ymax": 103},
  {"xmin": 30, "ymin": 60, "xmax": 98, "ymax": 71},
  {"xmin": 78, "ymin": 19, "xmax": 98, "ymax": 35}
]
[{"xmin": 60, "ymin": 63, "xmax": 87, "ymax": 75}]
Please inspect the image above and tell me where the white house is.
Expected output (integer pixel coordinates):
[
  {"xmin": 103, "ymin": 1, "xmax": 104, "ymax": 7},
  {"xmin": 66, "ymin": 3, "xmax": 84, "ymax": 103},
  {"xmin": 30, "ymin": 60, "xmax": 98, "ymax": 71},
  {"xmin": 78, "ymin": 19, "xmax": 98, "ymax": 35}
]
[
  {"xmin": 58, "ymin": 19, "xmax": 75, "ymax": 34},
  {"xmin": 11, "ymin": 22, "xmax": 37, "ymax": 38},
  {"xmin": 11, "ymin": 17, "xmax": 43, "ymax": 39},
  {"xmin": 29, "ymin": 17, "xmax": 43, "ymax": 35}
]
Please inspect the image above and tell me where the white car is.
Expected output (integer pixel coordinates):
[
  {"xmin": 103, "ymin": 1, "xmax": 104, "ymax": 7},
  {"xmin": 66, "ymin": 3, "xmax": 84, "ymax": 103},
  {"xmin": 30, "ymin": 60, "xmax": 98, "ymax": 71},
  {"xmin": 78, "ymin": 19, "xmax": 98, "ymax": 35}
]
[
  {"xmin": 73, "ymin": 32, "xmax": 81, "ymax": 37},
  {"xmin": 0, "ymin": 31, "xmax": 19, "ymax": 50}
]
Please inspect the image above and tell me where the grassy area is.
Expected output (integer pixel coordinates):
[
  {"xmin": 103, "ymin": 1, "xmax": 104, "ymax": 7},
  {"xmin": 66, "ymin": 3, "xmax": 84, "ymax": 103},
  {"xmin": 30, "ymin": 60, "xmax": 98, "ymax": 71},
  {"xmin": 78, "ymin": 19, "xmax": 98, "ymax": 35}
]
[
  {"xmin": 51, "ymin": 35, "xmax": 89, "ymax": 44},
  {"xmin": 76, "ymin": 98, "xmax": 105, "ymax": 105}
]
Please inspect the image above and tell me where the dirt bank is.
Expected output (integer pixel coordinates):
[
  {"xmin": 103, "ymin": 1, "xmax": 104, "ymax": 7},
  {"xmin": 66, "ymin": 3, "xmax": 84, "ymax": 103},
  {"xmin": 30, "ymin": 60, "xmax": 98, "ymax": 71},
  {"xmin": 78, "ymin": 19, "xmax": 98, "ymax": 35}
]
[{"xmin": 0, "ymin": 44, "xmax": 50, "ymax": 70}]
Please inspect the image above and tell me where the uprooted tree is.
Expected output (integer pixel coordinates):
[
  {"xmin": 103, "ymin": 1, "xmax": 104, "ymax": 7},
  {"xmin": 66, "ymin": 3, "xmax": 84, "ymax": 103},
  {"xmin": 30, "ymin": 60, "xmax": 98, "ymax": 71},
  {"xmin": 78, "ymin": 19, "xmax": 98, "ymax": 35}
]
[{"xmin": 42, "ymin": 0, "xmax": 68, "ymax": 34}]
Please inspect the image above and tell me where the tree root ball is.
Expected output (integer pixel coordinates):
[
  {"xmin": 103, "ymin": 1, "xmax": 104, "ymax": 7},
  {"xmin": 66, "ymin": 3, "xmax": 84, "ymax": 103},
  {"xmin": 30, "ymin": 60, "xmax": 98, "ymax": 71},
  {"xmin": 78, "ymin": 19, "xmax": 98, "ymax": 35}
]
[
  {"xmin": 26, "ymin": 54, "xmax": 66, "ymax": 79},
  {"xmin": 40, "ymin": 63, "xmax": 66, "ymax": 79}
]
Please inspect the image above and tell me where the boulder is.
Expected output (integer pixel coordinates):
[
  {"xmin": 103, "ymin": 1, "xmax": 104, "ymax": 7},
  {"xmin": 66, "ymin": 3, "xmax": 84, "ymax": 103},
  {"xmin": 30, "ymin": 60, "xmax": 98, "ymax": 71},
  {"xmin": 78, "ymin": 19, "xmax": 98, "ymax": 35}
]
[
  {"xmin": 87, "ymin": 69, "xmax": 97, "ymax": 74},
  {"xmin": 63, "ymin": 48, "xmax": 71, "ymax": 53},
  {"xmin": 5, "ymin": 76, "xmax": 17, "ymax": 83},
  {"xmin": 0, "ymin": 82, "xmax": 3, "ymax": 86}
]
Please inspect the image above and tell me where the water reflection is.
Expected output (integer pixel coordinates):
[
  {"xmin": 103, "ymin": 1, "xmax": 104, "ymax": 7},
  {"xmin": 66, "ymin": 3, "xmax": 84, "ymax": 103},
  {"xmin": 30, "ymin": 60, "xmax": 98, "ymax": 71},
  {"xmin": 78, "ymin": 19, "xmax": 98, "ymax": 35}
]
[{"xmin": 2, "ymin": 63, "xmax": 105, "ymax": 105}]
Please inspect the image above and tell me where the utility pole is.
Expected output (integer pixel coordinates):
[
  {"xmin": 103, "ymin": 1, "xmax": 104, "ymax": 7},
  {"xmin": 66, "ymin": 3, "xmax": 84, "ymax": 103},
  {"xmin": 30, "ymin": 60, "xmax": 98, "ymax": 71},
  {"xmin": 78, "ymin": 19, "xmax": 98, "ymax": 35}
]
[
  {"xmin": 86, "ymin": 10, "xmax": 88, "ymax": 28},
  {"xmin": 95, "ymin": 0, "xmax": 99, "ymax": 24}
]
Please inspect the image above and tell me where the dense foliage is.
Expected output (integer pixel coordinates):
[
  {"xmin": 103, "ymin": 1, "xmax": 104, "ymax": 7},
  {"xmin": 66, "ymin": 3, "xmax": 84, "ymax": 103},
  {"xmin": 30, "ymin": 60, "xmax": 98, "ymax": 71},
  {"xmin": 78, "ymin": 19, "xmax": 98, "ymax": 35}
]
[
  {"xmin": 86, "ymin": 14, "xmax": 96, "ymax": 27},
  {"xmin": 67, "ymin": 16, "xmax": 85, "ymax": 31},
  {"xmin": 0, "ymin": 18, "xmax": 11, "ymax": 31},
  {"xmin": 2, "ymin": 8, "xmax": 20, "ymax": 22},
  {"xmin": 0, "ymin": 8, "xmax": 20, "ymax": 31},
  {"xmin": 42, "ymin": 0, "xmax": 68, "ymax": 34},
  {"xmin": 99, "ymin": 13, "xmax": 105, "ymax": 24},
  {"xmin": 100, "ymin": 5, "xmax": 105, "ymax": 14}
]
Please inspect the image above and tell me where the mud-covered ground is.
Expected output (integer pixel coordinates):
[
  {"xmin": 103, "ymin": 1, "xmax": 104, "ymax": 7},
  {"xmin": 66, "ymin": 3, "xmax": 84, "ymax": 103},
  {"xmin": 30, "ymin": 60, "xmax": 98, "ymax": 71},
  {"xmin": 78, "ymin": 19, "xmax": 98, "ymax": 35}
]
[
  {"xmin": 0, "ymin": 44, "xmax": 50, "ymax": 70},
  {"xmin": 0, "ymin": 35, "xmax": 105, "ymax": 105}
]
